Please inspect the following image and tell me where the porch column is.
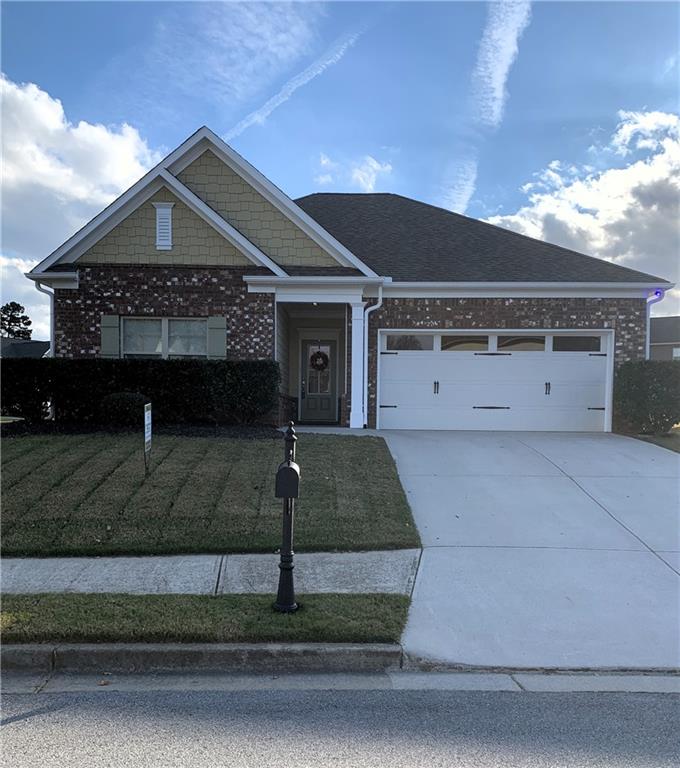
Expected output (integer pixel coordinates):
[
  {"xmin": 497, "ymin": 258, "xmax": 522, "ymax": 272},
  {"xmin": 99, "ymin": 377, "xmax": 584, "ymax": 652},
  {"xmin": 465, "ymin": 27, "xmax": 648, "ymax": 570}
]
[{"xmin": 349, "ymin": 302, "xmax": 365, "ymax": 428}]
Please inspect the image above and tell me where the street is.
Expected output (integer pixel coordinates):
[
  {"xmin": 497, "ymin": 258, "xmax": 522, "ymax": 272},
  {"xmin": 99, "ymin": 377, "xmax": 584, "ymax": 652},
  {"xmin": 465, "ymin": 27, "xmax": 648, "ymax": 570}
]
[{"xmin": 2, "ymin": 681, "xmax": 679, "ymax": 767}]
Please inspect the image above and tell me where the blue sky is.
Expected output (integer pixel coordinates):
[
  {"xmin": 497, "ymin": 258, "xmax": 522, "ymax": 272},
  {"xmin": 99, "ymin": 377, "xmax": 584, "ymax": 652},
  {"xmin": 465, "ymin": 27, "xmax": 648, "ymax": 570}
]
[{"xmin": 2, "ymin": 1, "xmax": 679, "ymax": 335}]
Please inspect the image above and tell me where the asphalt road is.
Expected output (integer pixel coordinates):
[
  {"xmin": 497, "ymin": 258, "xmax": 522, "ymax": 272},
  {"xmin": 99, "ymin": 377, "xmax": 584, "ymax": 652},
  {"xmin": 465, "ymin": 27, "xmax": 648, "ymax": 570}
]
[{"xmin": 2, "ymin": 689, "xmax": 679, "ymax": 768}]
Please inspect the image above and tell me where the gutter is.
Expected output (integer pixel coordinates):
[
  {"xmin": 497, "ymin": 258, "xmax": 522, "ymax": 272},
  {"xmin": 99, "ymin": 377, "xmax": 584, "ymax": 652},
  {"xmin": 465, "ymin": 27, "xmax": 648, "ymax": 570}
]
[
  {"xmin": 646, "ymin": 289, "xmax": 666, "ymax": 359},
  {"xmin": 363, "ymin": 283, "xmax": 384, "ymax": 428},
  {"xmin": 33, "ymin": 281, "xmax": 55, "ymax": 358}
]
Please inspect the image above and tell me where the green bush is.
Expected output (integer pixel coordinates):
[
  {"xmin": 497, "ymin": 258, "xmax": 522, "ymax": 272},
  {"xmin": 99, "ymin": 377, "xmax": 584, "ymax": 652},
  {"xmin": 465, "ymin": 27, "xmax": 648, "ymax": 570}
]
[
  {"xmin": 1, "ymin": 359, "xmax": 280, "ymax": 426},
  {"xmin": 100, "ymin": 392, "xmax": 149, "ymax": 427},
  {"xmin": 614, "ymin": 360, "xmax": 680, "ymax": 435}
]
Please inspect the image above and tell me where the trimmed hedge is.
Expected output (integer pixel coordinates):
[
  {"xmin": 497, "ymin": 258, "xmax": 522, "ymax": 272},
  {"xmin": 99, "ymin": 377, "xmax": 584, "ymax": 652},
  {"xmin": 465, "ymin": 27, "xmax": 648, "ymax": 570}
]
[
  {"xmin": 614, "ymin": 360, "xmax": 680, "ymax": 435},
  {"xmin": 1, "ymin": 358, "xmax": 280, "ymax": 426}
]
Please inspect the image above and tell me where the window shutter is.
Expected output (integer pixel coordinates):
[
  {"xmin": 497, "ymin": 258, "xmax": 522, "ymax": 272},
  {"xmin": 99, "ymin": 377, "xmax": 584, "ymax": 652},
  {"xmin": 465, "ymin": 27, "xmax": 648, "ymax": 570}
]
[
  {"xmin": 206, "ymin": 316, "xmax": 227, "ymax": 359},
  {"xmin": 100, "ymin": 315, "xmax": 120, "ymax": 358},
  {"xmin": 152, "ymin": 202, "xmax": 174, "ymax": 250}
]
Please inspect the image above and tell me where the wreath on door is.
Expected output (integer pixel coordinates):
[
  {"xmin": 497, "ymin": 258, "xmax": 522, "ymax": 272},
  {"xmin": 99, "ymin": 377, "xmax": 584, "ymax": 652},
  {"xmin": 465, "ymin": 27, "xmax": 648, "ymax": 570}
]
[{"xmin": 309, "ymin": 350, "xmax": 329, "ymax": 371}]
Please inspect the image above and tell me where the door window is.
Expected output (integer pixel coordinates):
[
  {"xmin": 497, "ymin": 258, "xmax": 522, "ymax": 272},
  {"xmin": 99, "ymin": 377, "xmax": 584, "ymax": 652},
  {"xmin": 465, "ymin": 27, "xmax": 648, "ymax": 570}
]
[
  {"xmin": 553, "ymin": 335, "xmax": 601, "ymax": 352},
  {"xmin": 441, "ymin": 335, "xmax": 489, "ymax": 351},
  {"xmin": 307, "ymin": 344, "xmax": 332, "ymax": 394}
]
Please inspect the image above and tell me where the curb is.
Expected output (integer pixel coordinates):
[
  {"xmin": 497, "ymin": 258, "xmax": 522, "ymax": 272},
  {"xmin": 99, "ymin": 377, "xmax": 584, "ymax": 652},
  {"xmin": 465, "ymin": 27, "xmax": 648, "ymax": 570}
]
[{"xmin": 1, "ymin": 643, "xmax": 403, "ymax": 675}]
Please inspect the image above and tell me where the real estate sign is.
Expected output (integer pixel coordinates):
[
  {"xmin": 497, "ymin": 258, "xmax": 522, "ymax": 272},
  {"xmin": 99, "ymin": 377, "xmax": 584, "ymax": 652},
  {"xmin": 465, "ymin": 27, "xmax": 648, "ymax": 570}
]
[{"xmin": 144, "ymin": 403, "xmax": 152, "ymax": 474}]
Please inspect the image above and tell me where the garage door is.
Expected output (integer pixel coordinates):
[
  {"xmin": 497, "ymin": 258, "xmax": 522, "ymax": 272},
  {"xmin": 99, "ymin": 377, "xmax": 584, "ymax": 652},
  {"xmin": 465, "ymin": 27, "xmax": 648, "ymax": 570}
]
[{"xmin": 378, "ymin": 331, "xmax": 610, "ymax": 431}]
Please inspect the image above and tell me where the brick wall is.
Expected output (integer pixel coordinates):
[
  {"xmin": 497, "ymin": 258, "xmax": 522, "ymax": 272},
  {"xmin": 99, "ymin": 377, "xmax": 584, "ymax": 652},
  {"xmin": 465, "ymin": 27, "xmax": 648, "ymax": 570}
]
[
  {"xmin": 364, "ymin": 296, "xmax": 647, "ymax": 427},
  {"xmin": 54, "ymin": 265, "xmax": 274, "ymax": 359}
]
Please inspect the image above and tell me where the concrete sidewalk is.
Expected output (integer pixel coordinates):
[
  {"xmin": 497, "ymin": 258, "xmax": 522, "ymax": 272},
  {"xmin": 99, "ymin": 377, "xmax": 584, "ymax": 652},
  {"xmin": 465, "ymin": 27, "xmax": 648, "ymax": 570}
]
[{"xmin": 1, "ymin": 549, "xmax": 420, "ymax": 596}]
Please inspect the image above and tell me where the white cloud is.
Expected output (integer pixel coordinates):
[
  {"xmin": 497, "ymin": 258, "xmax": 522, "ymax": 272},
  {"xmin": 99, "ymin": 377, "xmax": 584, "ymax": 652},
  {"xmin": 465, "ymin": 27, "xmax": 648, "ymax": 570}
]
[
  {"xmin": 312, "ymin": 152, "xmax": 392, "ymax": 192},
  {"xmin": 224, "ymin": 28, "xmax": 364, "ymax": 142},
  {"xmin": 488, "ymin": 110, "xmax": 680, "ymax": 314},
  {"xmin": 121, "ymin": 2, "xmax": 323, "ymax": 122},
  {"xmin": 471, "ymin": 0, "xmax": 532, "ymax": 129},
  {"xmin": 350, "ymin": 156, "xmax": 392, "ymax": 193},
  {"xmin": 1, "ymin": 75, "xmax": 160, "ymax": 339},
  {"xmin": 442, "ymin": 1, "xmax": 531, "ymax": 213},
  {"xmin": 440, "ymin": 158, "xmax": 478, "ymax": 214}
]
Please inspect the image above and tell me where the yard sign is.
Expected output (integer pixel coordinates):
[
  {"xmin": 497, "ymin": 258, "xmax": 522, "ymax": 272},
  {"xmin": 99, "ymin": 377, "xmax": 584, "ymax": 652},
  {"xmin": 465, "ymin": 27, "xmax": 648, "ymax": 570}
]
[{"xmin": 144, "ymin": 403, "xmax": 152, "ymax": 475}]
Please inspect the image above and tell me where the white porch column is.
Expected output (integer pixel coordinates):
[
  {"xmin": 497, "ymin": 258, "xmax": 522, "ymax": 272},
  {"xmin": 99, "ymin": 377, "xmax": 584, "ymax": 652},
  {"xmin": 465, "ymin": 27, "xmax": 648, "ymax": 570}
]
[{"xmin": 349, "ymin": 302, "xmax": 365, "ymax": 428}]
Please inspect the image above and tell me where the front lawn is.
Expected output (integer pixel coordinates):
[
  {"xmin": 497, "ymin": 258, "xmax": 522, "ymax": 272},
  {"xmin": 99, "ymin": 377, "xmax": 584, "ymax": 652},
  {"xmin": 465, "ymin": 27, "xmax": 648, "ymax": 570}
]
[
  {"xmin": 1, "ymin": 593, "xmax": 409, "ymax": 644},
  {"xmin": 1, "ymin": 433, "xmax": 419, "ymax": 556}
]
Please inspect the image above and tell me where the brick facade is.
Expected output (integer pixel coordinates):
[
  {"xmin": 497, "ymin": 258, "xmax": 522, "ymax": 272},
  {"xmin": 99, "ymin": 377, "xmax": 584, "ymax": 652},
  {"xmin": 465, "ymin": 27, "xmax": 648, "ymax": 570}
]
[
  {"xmin": 364, "ymin": 296, "xmax": 647, "ymax": 428},
  {"xmin": 54, "ymin": 265, "xmax": 274, "ymax": 359}
]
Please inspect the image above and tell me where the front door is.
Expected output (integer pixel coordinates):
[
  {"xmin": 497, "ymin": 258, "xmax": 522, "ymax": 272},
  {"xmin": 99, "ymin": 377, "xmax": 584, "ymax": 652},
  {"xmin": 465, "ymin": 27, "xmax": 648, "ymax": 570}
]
[{"xmin": 300, "ymin": 340, "xmax": 337, "ymax": 422}]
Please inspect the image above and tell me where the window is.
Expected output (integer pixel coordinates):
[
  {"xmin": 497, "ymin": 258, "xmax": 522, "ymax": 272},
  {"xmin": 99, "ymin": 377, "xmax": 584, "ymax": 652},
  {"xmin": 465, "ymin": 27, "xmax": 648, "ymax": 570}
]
[
  {"xmin": 153, "ymin": 202, "xmax": 174, "ymax": 250},
  {"xmin": 123, "ymin": 319, "xmax": 162, "ymax": 357},
  {"xmin": 122, "ymin": 318, "xmax": 207, "ymax": 359},
  {"xmin": 386, "ymin": 334, "xmax": 434, "ymax": 351},
  {"xmin": 168, "ymin": 319, "xmax": 207, "ymax": 357},
  {"xmin": 673, "ymin": 347, "xmax": 680, "ymax": 359},
  {"xmin": 441, "ymin": 335, "xmax": 488, "ymax": 351},
  {"xmin": 498, "ymin": 335, "xmax": 545, "ymax": 351},
  {"xmin": 553, "ymin": 335, "xmax": 601, "ymax": 352}
]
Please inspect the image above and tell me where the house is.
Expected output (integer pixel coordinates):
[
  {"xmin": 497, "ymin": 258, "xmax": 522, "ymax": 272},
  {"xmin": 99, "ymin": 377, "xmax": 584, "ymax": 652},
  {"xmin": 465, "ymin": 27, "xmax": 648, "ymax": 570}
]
[
  {"xmin": 27, "ymin": 127, "xmax": 673, "ymax": 432},
  {"xmin": 649, "ymin": 316, "xmax": 680, "ymax": 361},
  {"xmin": 0, "ymin": 338, "xmax": 50, "ymax": 358}
]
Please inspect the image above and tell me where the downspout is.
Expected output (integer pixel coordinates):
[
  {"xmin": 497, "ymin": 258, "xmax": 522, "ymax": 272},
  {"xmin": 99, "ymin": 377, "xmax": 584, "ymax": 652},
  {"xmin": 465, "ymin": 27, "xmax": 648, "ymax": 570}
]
[
  {"xmin": 646, "ymin": 289, "xmax": 665, "ymax": 359},
  {"xmin": 362, "ymin": 282, "xmax": 384, "ymax": 428},
  {"xmin": 34, "ymin": 281, "xmax": 55, "ymax": 357}
]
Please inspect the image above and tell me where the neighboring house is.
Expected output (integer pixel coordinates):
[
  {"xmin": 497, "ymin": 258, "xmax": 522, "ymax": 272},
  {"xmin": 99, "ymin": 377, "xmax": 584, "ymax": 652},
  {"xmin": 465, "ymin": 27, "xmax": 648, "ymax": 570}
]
[
  {"xmin": 0, "ymin": 338, "xmax": 50, "ymax": 358},
  {"xmin": 26, "ymin": 127, "xmax": 673, "ymax": 432},
  {"xmin": 650, "ymin": 316, "xmax": 680, "ymax": 361}
]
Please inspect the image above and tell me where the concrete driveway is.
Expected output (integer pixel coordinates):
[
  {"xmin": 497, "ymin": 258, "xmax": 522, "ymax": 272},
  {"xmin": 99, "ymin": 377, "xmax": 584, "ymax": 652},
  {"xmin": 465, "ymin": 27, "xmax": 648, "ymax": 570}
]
[{"xmin": 384, "ymin": 431, "xmax": 680, "ymax": 670}]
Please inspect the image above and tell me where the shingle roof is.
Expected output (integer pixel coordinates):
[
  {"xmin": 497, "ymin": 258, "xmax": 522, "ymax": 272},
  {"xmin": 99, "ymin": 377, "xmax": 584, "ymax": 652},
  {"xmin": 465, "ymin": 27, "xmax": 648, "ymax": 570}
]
[
  {"xmin": 650, "ymin": 316, "xmax": 680, "ymax": 344},
  {"xmin": 0, "ymin": 339, "xmax": 50, "ymax": 358},
  {"xmin": 295, "ymin": 193, "xmax": 668, "ymax": 284}
]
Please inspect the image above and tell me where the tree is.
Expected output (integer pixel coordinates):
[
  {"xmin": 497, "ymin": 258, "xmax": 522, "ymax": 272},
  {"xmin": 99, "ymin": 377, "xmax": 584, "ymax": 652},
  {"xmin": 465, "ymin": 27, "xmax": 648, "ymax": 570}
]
[{"xmin": 1, "ymin": 302, "xmax": 32, "ymax": 340}]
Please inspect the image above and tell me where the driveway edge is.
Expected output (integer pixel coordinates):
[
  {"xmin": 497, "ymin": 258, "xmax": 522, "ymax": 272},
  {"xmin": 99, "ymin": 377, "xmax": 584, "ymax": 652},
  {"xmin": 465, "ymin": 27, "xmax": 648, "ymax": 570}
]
[{"xmin": 1, "ymin": 643, "xmax": 403, "ymax": 674}]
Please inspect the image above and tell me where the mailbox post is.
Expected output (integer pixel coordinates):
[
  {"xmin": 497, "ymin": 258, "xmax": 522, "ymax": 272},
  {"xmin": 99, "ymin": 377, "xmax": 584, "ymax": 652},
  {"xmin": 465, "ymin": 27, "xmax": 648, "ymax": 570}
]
[{"xmin": 274, "ymin": 422, "xmax": 300, "ymax": 613}]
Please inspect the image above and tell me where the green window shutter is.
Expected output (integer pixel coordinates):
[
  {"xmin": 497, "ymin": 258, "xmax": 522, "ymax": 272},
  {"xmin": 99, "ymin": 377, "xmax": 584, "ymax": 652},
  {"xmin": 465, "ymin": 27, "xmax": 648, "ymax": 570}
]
[
  {"xmin": 207, "ymin": 316, "xmax": 227, "ymax": 359},
  {"xmin": 100, "ymin": 315, "xmax": 120, "ymax": 358}
]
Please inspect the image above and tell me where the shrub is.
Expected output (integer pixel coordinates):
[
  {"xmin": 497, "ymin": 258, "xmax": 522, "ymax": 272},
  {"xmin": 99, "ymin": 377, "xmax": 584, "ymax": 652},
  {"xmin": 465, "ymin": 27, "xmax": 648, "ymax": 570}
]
[
  {"xmin": 614, "ymin": 360, "xmax": 680, "ymax": 435},
  {"xmin": 1, "ymin": 359, "xmax": 280, "ymax": 426},
  {"xmin": 0, "ymin": 358, "xmax": 53, "ymax": 422},
  {"xmin": 100, "ymin": 392, "xmax": 149, "ymax": 427}
]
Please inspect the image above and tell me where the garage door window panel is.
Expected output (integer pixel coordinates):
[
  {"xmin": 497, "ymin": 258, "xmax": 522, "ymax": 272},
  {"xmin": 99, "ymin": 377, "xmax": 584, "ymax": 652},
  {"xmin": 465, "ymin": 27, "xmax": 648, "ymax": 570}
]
[
  {"xmin": 441, "ymin": 335, "xmax": 489, "ymax": 351},
  {"xmin": 498, "ymin": 335, "xmax": 546, "ymax": 351},
  {"xmin": 553, "ymin": 335, "xmax": 601, "ymax": 352},
  {"xmin": 385, "ymin": 334, "xmax": 435, "ymax": 351}
]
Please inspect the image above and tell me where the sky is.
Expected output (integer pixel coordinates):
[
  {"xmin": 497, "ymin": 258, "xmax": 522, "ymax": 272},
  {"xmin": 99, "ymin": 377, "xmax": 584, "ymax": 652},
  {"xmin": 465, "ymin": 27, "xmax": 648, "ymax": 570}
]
[{"xmin": 1, "ymin": 0, "xmax": 679, "ymax": 339}]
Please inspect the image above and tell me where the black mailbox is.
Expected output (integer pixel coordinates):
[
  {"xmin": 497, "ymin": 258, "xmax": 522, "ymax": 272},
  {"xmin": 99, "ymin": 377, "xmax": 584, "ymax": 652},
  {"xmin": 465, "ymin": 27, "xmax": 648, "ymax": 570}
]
[{"xmin": 275, "ymin": 460, "xmax": 300, "ymax": 499}]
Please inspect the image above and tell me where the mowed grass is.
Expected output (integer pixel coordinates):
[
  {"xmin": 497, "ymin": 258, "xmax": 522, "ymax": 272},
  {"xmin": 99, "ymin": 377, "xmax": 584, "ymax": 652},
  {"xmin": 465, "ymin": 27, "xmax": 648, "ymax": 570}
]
[
  {"xmin": 1, "ymin": 433, "xmax": 419, "ymax": 556},
  {"xmin": 1, "ymin": 593, "xmax": 409, "ymax": 644}
]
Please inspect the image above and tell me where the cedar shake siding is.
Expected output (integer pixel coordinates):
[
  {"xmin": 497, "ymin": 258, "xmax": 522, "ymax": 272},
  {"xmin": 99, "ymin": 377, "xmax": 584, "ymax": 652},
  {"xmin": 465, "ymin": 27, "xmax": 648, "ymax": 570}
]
[
  {"xmin": 363, "ymin": 296, "xmax": 647, "ymax": 428},
  {"xmin": 178, "ymin": 150, "xmax": 338, "ymax": 268},
  {"xmin": 53, "ymin": 266, "xmax": 274, "ymax": 360},
  {"xmin": 80, "ymin": 187, "xmax": 250, "ymax": 267}
]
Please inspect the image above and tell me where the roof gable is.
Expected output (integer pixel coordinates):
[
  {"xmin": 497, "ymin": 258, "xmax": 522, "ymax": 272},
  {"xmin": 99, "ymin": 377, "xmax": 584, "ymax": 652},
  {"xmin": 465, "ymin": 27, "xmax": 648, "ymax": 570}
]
[{"xmin": 29, "ymin": 127, "xmax": 377, "ymax": 279}]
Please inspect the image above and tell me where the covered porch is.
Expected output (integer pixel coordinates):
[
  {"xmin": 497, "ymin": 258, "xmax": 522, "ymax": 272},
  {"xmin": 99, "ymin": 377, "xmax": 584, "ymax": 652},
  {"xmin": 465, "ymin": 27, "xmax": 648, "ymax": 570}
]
[{"xmin": 245, "ymin": 275, "xmax": 382, "ymax": 428}]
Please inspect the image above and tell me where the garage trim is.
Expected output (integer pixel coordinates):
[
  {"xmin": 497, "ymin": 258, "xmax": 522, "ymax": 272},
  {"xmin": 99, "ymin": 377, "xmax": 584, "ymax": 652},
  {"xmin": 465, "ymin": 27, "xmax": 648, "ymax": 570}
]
[{"xmin": 376, "ymin": 328, "xmax": 615, "ymax": 432}]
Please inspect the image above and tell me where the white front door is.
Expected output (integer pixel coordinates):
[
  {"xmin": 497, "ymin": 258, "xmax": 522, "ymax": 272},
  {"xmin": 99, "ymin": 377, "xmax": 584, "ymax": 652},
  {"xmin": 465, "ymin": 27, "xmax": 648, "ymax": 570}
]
[{"xmin": 378, "ymin": 331, "xmax": 610, "ymax": 431}]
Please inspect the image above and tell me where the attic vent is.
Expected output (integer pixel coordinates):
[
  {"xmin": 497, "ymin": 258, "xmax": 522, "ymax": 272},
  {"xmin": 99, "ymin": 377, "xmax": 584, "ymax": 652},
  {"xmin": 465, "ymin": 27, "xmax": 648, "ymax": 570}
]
[{"xmin": 152, "ymin": 202, "xmax": 174, "ymax": 250}]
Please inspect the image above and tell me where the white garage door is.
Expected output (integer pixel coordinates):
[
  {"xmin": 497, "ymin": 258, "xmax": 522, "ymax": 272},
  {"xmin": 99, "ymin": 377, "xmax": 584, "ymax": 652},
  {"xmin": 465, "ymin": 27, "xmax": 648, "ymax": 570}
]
[{"xmin": 378, "ymin": 331, "xmax": 610, "ymax": 431}]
